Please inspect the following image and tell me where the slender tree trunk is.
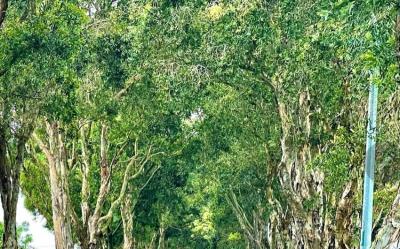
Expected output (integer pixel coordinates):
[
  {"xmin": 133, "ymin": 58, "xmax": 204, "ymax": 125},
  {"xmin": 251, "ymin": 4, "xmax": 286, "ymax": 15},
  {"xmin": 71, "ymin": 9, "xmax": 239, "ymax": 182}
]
[
  {"xmin": 48, "ymin": 158, "xmax": 74, "ymax": 249},
  {"xmin": 79, "ymin": 122, "xmax": 91, "ymax": 249},
  {"xmin": 1, "ymin": 195, "xmax": 17, "ymax": 249},
  {"xmin": 157, "ymin": 221, "xmax": 165, "ymax": 249},
  {"xmin": 0, "ymin": 154, "xmax": 18, "ymax": 249},
  {"xmin": 0, "ymin": 127, "xmax": 29, "ymax": 249},
  {"xmin": 226, "ymin": 190, "xmax": 267, "ymax": 249},
  {"xmin": 34, "ymin": 122, "xmax": 74, "ymax": 249},
  {"xmin": 121, "ymin": 192, "xmax": 135, "ymax": 249},
  {"xmin": 0, "ymin": 127, "xmax": 17, "ymax": 249},
  {"xmin": 88, "ymin": 125, "xmax": 111, "ymax": 249}
]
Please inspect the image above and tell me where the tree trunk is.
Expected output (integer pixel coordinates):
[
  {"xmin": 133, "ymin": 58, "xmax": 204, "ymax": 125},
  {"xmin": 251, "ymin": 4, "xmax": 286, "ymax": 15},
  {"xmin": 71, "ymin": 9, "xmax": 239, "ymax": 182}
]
[
  {"xmin": 264, "ymin": 84, "xmax": 325, "ymax": 248},
  {"xmin": 157, "ymin": 222, "xmax": 165, "ymax": 249},
  {"xmin": 263, "ymin": 80, "xmax": 359, "ymax": 248},
  {"xmin": 226, "ymin": 190, "xmax": 267, "ymax": 249},
  {"xmin": 34, "ymin": 122, "xmax": 158, "ymax": 249},
  {"xmin": 0, "ymin": 128, "xmax": 17, "ymax": 249},
  {"xmin": 88, "ymin": 125, "xmax": 111, "ymax": 249},
  {"xmin": 79, "ymin": 121, "xmax": 91, "ymax": 249},
  {"xmin": 0, "ymin": 166, "xmax": 18, "ymax": 249},
  {"xmin": 371, "ymin": 186, "xmax": 400, "ymax": 249},
  {"xmin": 0, "ymin": 127, "xmax": 28, "ymax": 249},
  {"xmin": 34, "ymin": 122, "xmax": 74, "ymax": 249},
  {"xmin": 49, "ymin": 158, "xmax": 74, "ymax": 249},
  {"xmin": 121, "ymin": 192, "xmax": 135, "ymax": 249},
  {"xmin": 1, "ymin": 199, "xmax": 17, "ymax": 249}
]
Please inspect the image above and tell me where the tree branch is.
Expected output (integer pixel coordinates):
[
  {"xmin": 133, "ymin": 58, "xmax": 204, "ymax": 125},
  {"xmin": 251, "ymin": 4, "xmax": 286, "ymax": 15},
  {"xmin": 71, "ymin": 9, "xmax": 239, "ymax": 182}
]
[
  {"xmin": 113, "ymin": 75, "xmax": 141, "ymax": 100},
  {"xmin": 80, "ymin": 121, "xmax": 92, "ymax": 226},
  {"xmin": 91, "ymin": 124, "xmax": 111, "ymax": 225},
  {"xmin": 97, "ymin": 143, "xmax": 161, "ymax": 231},
  {"xmin": 32, "ymin": 132, "xmax": 52, "ymax": 160}
]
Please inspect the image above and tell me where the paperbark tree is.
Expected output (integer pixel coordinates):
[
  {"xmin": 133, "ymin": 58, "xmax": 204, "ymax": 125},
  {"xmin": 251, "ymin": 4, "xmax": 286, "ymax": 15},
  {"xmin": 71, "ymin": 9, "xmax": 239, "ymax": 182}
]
[
  {"xmin": 33, "ymin": 122, "xmax": 74, "ymax": 249},
  {"xmin": 120, "ymin": 158, "xmax": 160, "ymax": 249},
  {"xmin": 190, "ymin": 0, "xmax": 398, "ymax": 247},
  {"xmin": 33, "ymin": 120, "xmax": 160, "ymax": 249},
  {"xmin": 0, "ymin": 1, "xmax": 26, "ymax": 248},
  {"xmin": 0, "ymin": 1, "xmax": 86, "ymax": 246},
  {"xmin": 6, "ymin": 0, "xmax": 399, "ymax": 248}
]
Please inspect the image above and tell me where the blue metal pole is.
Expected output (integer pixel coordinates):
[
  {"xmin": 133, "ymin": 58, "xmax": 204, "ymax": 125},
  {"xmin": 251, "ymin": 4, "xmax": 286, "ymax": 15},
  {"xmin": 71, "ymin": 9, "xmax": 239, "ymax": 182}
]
[{"xmin": 360, "ymin": 83, "xmax": 378, "ymax": 249}]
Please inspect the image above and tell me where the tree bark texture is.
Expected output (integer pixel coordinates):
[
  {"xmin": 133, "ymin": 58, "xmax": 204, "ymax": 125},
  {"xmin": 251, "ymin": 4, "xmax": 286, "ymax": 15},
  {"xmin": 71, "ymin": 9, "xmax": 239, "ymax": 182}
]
[
  {"xmin": 372, "ymin": 186, "xmax": 400, "ymax": 249},
  {"xmin": 122, "ymin": 192, "xmax": 135, "ymax": 249},
  {"xmin": 34, "ymin": 122, "xmax": 74, "ymax": 249},
  {"xmin": 0, "ymin": 127, "xmax": 18, "ymax": 249},
  {"xmin": 0, "ymin": 125, "xmax": 30, "ymax": 249},
  {"xmin": 258, "ymin": 72, "xmax": 362, "ymax": 249}
]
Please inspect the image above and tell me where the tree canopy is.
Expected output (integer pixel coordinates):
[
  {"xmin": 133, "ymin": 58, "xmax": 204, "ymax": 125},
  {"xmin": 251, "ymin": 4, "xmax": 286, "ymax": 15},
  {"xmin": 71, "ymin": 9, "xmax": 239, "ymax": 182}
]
[{"xmin": 0, "ymin": 0, "xmax": 399, "ymax": 248}]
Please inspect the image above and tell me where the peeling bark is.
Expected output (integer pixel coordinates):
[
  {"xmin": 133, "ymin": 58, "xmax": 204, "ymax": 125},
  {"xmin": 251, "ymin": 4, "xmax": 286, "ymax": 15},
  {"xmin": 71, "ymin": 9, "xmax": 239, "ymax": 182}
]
[
  {"xmin": 260, "ymin": 72, "xmax": 360, "ymax": 248},
  {"xmin": 88, "ymin": 124, "xmax": 112, "ymax": 249},
  {"xmin": 334, "ymin": 180, "xmax": 357, "ymax": 248},
  {"xmin": 371, "ymin": 187, "xmax": 400, "ymax": 249},
  {"xmin": 33, "ymin": 122, "xmax": 74, "ymax": 249},
  {"xmin": 121, "ymin": 192, "xmax": 135, "ymax": 249},
  {"xmin": 265, "ymin": 78, "xmax": 322, "ymax": 248},
  {"xmin": 370, "ymin": 6, "xmax": 400, "ymax": 248}
]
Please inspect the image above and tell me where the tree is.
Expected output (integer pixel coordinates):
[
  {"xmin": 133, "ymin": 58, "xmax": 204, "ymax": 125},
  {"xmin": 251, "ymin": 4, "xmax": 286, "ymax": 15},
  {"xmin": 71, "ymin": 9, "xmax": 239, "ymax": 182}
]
[
  {"xmin": 0, "ymin": 0, "xmax": 87, "ymax": 247},
  {"xmin": 167, "ymin": 0, "xmax": 398, "ymax": 247}
]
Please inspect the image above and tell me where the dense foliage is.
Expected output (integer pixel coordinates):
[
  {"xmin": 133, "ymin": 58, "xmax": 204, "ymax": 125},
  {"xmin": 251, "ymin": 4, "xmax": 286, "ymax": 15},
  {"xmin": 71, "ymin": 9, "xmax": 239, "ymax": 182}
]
[{"xmin": 0, "ymin": 0, "xmax": 399, "ymax": 248}]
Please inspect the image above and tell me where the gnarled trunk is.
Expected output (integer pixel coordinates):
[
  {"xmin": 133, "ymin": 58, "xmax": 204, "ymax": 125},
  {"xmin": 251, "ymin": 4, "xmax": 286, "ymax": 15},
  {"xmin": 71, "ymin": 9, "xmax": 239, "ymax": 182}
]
[
  {"xmin": 265, "ymin": 84, "xmax": 326, "ymax": 248},
  {"xmin": 263, "ymin": 77, "xmax": 359, "ymax": 248},
  {"xmin": 371, "ymin": 6, "xmax": 400, "ymax": 249}
]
